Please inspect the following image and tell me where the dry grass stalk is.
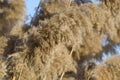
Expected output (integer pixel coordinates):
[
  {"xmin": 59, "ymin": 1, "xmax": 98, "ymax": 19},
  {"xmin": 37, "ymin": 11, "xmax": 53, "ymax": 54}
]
[{"xmin": 60, "ymin": 47, "xmax": 74, "ymax": 80}]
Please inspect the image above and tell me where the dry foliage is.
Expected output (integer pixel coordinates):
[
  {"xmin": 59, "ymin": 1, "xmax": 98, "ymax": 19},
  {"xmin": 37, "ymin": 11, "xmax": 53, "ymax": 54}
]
[
  {"xmin": 0, "ymin": 0, "xmax": 120, "ymax": 80},
  {"xmin": 0, "ymin": 58, "xmax": 6, "ymax": 80},
  {"xmin": 83, "ymin": 54, "xmax": 120, "ymax": 80},
  {"xmin": 0, "ymin": 36, "xmax": 8, "ymax": 55},
  {"xmin": 0, "ymin": 0, "xmax": 25, "ymax": 36}
]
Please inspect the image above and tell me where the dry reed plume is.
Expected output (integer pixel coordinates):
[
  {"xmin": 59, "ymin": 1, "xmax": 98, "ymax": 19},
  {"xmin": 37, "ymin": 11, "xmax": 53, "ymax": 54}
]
[
  {"xmin": 83, "ymin": 54, "xmax": 120, "ymax": 80},
  {"xmin": 0, "ymin": 0, "xmax": 120, "ymax": 80},
  {"xmin": 0, "ymin": 0, "xmax": 25, "ymax": 36}
]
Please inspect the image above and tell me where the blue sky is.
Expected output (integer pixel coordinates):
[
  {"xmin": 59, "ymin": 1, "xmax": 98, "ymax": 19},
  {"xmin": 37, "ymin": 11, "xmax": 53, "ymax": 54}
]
[
  {"xmin": 91, "ymin": 0, "xmax": 101, "ymax": 4},
  {"xmin": 25, "ymin": 0, "xmax": 40, "ymax": 23}
]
